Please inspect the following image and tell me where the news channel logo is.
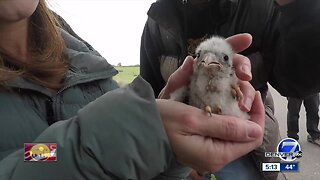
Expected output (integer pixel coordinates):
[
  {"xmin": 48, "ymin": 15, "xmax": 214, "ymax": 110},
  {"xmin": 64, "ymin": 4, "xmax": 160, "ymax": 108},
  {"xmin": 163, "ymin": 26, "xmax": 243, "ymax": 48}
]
[
  {"xmin": 24, "ymin": 143, "xmax": 57, "ymax": 162},
  {"xmin": 265, "ymin": 138, "xmax": 302, "ymax": 162}
]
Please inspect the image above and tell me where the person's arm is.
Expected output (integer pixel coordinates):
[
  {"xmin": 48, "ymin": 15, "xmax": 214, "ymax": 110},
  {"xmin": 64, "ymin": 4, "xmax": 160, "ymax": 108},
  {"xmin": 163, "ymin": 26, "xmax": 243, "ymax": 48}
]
[
  {"xmin": 268, "ymin": 0, "xmax": 320, "ymax": 98},
  {"xmin": 0, "ymin": 77, "xmax": 175, "ymax": 180},
  {"xmin": 140, "ymin": 18, "xmax": 166, "ymax": 97}
]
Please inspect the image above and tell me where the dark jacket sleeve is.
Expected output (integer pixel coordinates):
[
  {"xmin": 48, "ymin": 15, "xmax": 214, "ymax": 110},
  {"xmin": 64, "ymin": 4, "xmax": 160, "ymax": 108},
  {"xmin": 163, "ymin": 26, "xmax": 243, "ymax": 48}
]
[
  {"xmin": 140, "ymin": 19, "xmax": 166, "ymax": 97},
  {"xmin": 0, "ymin": 77, "xmax": 183, "ymax": 180},
  {"xmin": 268, "ymin": 0, "xmax": 320, "ymax": 98}
]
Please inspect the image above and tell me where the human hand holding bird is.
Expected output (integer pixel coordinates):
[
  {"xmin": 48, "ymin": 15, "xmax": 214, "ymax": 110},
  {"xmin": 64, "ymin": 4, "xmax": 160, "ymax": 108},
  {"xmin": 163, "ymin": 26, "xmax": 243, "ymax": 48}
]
[{"xmin": 157, "ymin": 34, "xmax": 265, "ymax": 174}]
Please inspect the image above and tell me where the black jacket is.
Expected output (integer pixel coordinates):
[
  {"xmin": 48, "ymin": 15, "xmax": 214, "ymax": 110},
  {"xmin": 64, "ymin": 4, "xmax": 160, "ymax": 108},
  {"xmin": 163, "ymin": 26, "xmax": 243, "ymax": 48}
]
[
  {"xmin": 269, "ymin": 0, "xmax": 320, "ymax": 98},
  {"xmin": 140, "ymin": 0, "xmax": 320, "ymax": 98}
]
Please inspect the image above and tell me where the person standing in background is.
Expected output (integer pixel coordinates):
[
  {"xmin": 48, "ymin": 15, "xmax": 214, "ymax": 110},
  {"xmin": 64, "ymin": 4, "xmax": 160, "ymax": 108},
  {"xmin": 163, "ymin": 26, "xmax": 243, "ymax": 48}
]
[{"xmin": 287, "ymin": 94, "xmax": 320, "ymax": 145}]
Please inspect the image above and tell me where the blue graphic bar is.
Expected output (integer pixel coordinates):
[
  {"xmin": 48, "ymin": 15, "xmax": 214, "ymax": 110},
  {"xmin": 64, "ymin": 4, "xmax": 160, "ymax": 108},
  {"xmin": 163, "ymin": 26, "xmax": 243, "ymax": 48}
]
[{"xmin": 280, "ymin": 162, "xmax": 299, "ymax": 172}]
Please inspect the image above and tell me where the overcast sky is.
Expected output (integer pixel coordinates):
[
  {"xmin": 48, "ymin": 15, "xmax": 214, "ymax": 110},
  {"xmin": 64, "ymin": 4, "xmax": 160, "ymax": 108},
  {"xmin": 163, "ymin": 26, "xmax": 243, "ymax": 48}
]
[{"xmin": 50, "ymin": 0, "xmax": 154, "ymax": 66}]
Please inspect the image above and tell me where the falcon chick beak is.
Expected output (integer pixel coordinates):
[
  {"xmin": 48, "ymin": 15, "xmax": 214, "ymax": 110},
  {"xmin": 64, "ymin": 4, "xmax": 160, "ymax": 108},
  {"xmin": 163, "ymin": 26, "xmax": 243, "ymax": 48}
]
[{"xmin": 202, "ymin": 55, "xmax": 223, "ymax": 69}]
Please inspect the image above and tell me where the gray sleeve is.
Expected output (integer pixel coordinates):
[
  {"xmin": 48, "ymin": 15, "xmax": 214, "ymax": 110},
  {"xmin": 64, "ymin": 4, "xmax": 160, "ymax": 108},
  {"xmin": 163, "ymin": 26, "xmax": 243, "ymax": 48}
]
[{"xmin": 0, "ymin": 77, "xmax": 186, "ymax": 180}]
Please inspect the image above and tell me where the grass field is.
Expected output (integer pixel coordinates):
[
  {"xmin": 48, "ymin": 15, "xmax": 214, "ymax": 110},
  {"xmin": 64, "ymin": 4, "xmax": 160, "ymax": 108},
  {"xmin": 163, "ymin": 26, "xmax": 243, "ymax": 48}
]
[{"xmin": 113, "ymin": 66, "xmax": 140, "ymax": 85}]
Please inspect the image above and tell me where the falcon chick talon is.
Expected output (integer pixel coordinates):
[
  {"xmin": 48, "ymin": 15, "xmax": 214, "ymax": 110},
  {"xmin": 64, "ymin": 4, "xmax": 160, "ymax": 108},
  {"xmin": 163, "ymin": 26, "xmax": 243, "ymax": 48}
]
[
  {"xmin": 231, "ymin": 85, "xmax": 243, "ymax": 101},
  {"xmin": 213, "ymin": 105, "xmax": 222, "ymax": 114},
  {"xmin": 205, "ymin": 105, "xmax": 213, "ymax": 117},
  {"xmin": 231, "ymin": 88, "xmax": 237, "ymax": 99}
]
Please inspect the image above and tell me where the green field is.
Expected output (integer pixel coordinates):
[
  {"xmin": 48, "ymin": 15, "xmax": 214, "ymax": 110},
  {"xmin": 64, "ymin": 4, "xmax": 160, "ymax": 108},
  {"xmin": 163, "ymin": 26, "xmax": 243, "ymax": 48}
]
[{"xmin": 113, "ymin": 66, "xmax": 140, "ymax": 85}]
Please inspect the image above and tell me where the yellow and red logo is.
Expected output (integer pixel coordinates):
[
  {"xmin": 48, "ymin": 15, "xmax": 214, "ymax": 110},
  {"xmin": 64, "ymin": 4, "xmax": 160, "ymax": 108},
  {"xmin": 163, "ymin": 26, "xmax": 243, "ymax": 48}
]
[{"xmin": 24, "ymin": 143, "xmax": 57, "ymax": 162}]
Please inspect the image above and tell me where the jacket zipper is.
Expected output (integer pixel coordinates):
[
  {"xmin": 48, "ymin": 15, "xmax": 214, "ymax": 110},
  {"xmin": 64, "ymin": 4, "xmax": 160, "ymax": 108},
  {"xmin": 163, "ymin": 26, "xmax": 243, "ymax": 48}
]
[{"xmin": 45, "ymin": 98, "xmax": 55, "ymax": 125}]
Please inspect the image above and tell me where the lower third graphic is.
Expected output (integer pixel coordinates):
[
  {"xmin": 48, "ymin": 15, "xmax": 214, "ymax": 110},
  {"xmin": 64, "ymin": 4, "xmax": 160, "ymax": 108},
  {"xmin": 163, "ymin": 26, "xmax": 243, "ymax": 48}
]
[{"xmin": 24, "ymin": 143, "xmax": 57, "ymax": 162}]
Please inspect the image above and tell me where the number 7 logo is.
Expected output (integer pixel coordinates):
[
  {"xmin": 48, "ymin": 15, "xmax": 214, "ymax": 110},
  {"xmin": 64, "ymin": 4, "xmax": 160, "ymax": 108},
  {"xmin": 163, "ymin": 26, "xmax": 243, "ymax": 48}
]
[{"xmin": 278, "ymin": 138, "xmax": 301, "ymax": 162}]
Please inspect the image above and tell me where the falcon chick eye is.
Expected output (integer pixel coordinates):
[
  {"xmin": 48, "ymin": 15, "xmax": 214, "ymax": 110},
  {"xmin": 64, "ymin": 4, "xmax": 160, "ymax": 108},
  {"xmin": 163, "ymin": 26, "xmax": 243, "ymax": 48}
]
[
  {"xmin": 223, "ymin": 55, "xmax": 229, "ymax": 61},
  {"xmin": 196, "ymin": 52, "xmax": 200, "ymax": 58}
]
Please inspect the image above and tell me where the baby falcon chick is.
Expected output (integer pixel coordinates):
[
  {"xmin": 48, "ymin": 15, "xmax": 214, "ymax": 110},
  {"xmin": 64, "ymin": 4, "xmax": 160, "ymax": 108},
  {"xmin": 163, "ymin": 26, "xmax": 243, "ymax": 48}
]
[{"xmin": 170, "ymin": 36, "xmax": 249, "ymax": 119}]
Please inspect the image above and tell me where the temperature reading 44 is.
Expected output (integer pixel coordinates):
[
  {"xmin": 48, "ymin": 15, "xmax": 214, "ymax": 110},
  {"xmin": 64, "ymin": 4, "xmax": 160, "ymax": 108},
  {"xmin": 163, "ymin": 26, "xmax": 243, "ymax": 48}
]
[
  {"xmin": 280, "ymin": 163, "xmax": 299, "ymax": 172},
  {"xmin": 286, "ymin": 164, "xmax": 295, "ymax": 170}
]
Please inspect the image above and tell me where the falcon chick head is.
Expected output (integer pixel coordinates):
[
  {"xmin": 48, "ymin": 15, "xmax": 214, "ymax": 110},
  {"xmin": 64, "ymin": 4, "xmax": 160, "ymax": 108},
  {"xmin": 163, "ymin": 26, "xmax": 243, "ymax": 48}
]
[{"xmin": 194, "ymin": 36, "xmax": 234, "ymax": 77}]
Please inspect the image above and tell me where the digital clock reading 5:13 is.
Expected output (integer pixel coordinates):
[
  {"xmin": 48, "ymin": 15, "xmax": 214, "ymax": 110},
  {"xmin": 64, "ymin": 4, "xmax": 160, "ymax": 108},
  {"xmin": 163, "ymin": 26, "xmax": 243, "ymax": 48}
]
[{"xmin": 262, "ymin": 163, "xmax": 280, "ymax": 171}]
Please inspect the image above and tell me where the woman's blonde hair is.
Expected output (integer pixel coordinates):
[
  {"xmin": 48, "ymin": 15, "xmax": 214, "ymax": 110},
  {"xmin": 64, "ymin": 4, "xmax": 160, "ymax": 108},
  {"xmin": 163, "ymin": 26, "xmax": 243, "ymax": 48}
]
[{"xmin": 0, "ymin": 0, "xmax": 67, "ymax": 90}]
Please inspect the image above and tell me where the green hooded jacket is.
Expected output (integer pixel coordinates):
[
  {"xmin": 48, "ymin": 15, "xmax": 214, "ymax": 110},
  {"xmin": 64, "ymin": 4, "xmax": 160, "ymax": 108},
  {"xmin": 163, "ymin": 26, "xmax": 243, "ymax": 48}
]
[{"xmin": 0, "ymin": 30, "xmax": 188, "ymax": 180}]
